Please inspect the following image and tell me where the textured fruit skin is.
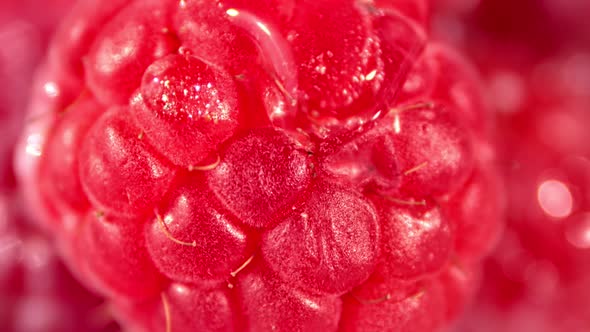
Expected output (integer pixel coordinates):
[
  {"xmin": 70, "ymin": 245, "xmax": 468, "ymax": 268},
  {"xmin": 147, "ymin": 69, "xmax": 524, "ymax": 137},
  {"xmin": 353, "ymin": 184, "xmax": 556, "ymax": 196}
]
[{"xmin": 16, "ymin": 1, "xmax": 502, "ymax": 331}]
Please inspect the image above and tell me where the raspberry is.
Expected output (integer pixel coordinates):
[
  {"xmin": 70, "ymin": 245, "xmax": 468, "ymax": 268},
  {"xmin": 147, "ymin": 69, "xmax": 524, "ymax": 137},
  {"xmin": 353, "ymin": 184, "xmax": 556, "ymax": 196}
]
[{"xmin": 16, "ymin": 1, "xmax": 502, "ymax": 331}]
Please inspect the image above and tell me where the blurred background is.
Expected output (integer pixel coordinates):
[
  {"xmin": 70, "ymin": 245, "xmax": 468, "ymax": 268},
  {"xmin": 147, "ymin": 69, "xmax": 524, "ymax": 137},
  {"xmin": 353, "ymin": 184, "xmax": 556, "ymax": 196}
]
[
  {"xmin": 434, "ymin": 1, "xmax": 590, "ymax": 331},
  {"xmin": 1, "ymin": 0, "xmax": 589, "ymax": 331},
  {"xmin": 0, "ymin": 1, "xmax": 119, "ymax": 331}
]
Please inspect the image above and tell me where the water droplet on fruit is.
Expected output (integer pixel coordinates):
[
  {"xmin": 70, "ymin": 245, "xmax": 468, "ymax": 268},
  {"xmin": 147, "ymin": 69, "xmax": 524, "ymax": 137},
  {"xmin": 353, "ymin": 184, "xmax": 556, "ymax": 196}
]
[
  {"xmin": 289, "ymin": 0, "xmax": 378, "ymax": 120},
  {"xmin": 224, "ymin": 6, "xmax": 297, "ymax": 97},
  {"xmin": 537, "ymin": 179, "xmax": 573, "ymax": 219},
  {"xmin": 142, "ymin": 61, "xmax": 234, "ymax": 121},
  {"xmin": 43, "ymin": 82, "xmax": 59, "ymax": 98},
  {"xmin": 364, "ymin": 68, "xmax": 377, "ymax": 81},
  {"xmin": 133, "ymin": 54, "xmax": 240, "ymax": 167},
  {"xmin": 315, "ymin": 64, "xmax": 327, "ymax": 75}
]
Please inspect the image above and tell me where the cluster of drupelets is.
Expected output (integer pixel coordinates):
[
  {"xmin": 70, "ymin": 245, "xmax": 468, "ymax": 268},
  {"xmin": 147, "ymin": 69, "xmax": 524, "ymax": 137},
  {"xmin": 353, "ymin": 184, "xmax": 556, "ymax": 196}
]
[
  {"xmin": 2, "ymin": 0, "xmax": 590, "ymax": 332},
  {"xmin": 13, "ymin": 1, "xmax": 502, "ymax": 331}
]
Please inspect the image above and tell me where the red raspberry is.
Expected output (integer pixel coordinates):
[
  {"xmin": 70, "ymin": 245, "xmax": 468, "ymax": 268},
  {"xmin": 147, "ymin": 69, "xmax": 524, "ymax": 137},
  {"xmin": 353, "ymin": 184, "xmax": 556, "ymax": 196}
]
[{"xmin": 16, "ymin": 1, "xmax": 502, "ymax": 331}]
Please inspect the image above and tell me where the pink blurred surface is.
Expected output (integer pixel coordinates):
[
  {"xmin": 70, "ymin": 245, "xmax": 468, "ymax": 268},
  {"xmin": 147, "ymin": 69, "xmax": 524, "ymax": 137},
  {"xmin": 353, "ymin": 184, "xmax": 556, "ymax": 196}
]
[
  {"xmin": 0, "ymin": 1, "xmax": 119, "ymax": 331},
  {"xmin": 436, "ymin": 1, "xmax": 590, "ymax": 331}
]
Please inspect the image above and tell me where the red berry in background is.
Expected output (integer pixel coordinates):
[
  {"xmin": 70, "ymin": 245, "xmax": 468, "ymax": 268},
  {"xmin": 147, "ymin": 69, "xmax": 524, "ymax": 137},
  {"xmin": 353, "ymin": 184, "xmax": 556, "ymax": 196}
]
[
  {"xmin": 15, "ymin": 0, "xmax": 502, "ymax": 331},
  {"xmin": 432, "ymin": 0, "xmax": 590, "ymax": 57},
  {"xmin": 454, "ymin": 50, "xmax": 590, "ymax": 332},
  {"xmin": 0, "ymin": 193, "xmax": 120, "ymax": 332},
  {"xmin": 432, "ymin": 0, "xmax": 590, "ymax": 331},
  {"xmin": 461, "ymin": 54, "xmax": 590, "ymax": 332}
]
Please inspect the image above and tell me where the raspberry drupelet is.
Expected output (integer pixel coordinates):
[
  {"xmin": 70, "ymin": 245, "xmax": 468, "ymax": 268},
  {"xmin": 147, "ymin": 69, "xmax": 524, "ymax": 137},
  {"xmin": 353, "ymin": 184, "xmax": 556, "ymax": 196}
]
[{"xmin": 15, "ymin": 0, "xmax": 503, "ymax": 331}]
